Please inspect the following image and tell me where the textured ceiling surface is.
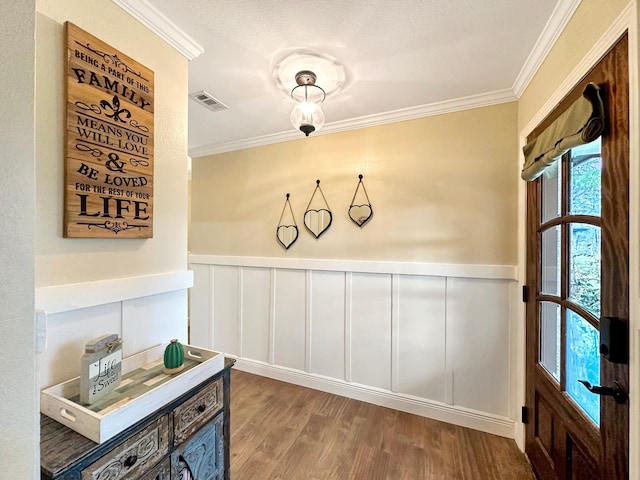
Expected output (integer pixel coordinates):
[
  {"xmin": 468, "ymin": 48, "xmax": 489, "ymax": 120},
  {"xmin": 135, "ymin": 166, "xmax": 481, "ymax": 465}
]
[{"xmin": 137, "ymin": 0, "xmax": 563, "ymax": 155}]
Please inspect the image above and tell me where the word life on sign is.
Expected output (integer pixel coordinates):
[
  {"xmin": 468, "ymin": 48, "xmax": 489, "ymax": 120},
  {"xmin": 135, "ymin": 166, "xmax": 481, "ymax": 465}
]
[
  {"xmin": 65, "ymin": 22, "xmax": 154, "ymax": 238},
  {"xmin": 79, "ymin": 334, "xmax": 123, "ymax": 405}
]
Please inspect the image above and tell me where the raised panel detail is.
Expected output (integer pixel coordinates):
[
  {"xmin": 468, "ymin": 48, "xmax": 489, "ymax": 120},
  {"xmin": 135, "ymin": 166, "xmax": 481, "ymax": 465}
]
[
  {"xmin": 172, "ymin": 412, "xmax": 224, "ymax": 480},
  {"xmin": 535, "ymin": 394, "xmax": 554, "ymax": 461},
  {"xmin": 396, "ymin": 275, "xmax": 446, "ymax": 400},
  {"xmin": 448, "ymin": 277, "xmax": 510, "ymax": 416},
  {"xmin": 351, "ymin": 273, "xmax": 392, "ymax": 390},
  {"xmin": 273, "ymin": 269, "xmax": 306, "ymax": 370},
  {"xmin": 241, "ymin": 267, "xmax": 271, "ymax": 362},
  {"xmin": 212, "ymin": 266, "xmax": 240, "ymax": 355},
  {"xmin": 309, "ymin": 271, "xmax": 346, "ymax": 379},
  {"xmin": 190, "ymin": 264, "xmax": 212, "ymax": 348},
  {"xmin": 189, "ymin": 258, "xmax": 514, "ymax": 433},
  {"xmin": 568, "ymin": 439, "xmax": 598, "ymax": 480}
]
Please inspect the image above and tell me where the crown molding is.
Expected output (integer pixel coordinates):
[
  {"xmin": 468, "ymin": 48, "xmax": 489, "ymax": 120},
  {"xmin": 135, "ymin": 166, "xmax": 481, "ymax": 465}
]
[
  {"xmin": 189, "ymin": 88, "xmax": 518, "ymax": 157},
  {"xmin": 112, "ymin": 0, "xmax": 204, "ymax": 60},
  {"xmin": 511, "ymin": 0, "xmax": 582, "ymax": 96}
]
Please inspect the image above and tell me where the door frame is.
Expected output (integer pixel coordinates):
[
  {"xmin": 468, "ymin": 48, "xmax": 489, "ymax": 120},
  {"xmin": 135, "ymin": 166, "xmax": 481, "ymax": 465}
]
[{"xmin": 515, "ymin": 4, "xmax": 639, "ymax": 477}]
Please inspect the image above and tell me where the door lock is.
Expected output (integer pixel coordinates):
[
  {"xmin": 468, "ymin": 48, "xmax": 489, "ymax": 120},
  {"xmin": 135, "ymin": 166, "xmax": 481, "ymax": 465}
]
[{"xmin": 578, "ymin": 380, "xmax": 627, "ymax": 404}]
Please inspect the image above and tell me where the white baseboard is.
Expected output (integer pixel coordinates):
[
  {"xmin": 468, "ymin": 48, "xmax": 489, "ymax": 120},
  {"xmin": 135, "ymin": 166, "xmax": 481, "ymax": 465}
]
[{"xmin": 232, "ymin": 357, "xmax": 515, "ymax": 439}]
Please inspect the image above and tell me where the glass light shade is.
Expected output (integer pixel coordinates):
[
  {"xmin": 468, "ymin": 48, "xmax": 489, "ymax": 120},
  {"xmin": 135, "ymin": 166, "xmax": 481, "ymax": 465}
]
[{"xmin": 290, "ymin": 83, "xmax": 325, "ymax": 136}]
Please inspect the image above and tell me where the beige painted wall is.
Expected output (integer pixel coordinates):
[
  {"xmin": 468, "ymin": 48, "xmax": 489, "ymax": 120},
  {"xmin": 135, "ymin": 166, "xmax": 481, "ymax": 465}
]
[
  {"xmin": 191, "ymin": 102, "xmax": 518, "ymax": 265},
  {"xmin": 1, "ymin": 2, "xmax": 38, "ymax": 477},
  {"xmin": 518, "ymin": 0, "xmax": 630, "ymax": 132},
  {"xmin": 36, "ymin": 0, "xmax": 189, "ymax": 287}
]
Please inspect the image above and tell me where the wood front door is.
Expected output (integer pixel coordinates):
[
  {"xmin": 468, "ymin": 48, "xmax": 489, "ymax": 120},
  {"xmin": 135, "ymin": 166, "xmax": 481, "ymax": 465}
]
[{"xmin": 524, "ymin": 34, "xmax": 629, "ymax": 480}]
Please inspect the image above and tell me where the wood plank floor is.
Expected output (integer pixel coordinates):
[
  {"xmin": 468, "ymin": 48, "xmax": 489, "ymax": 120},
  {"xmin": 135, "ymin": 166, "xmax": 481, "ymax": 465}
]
[{"xmin": 230, "ymin": 370, "xmax": 535, "ymax": 480}]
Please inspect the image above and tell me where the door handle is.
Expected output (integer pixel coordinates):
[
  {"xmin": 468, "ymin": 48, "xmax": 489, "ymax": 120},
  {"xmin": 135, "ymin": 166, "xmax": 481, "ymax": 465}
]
[{"xmin": 578, "ymin": 380, "xmax": 627, "ymax": 404}]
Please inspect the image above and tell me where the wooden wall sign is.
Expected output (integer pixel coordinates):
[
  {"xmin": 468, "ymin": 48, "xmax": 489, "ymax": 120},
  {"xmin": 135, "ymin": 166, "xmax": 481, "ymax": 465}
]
[{"xmin": 64, "ymin": 22, "xmax": 154, "ymax": 238}]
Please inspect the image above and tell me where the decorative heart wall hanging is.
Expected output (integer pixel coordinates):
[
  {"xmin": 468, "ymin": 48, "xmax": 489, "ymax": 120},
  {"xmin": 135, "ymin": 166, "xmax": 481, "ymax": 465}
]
[
  {"xmin": 276, "ymin": 193, "xmax": 298, "ymax": 250},
  {"xmin": 304, "ymin": 179, "xmax": 332, "ymax": 239},
  {"xmin": 348, "ymin": 174, "xmax": 373, "ymax": 227}
]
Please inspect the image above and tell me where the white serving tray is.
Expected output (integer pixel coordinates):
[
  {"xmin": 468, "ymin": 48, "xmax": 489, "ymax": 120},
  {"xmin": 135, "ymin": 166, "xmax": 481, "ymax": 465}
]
[{"xmin": 41, "ymin": 344, "xmax": 224, "ymax": 444}]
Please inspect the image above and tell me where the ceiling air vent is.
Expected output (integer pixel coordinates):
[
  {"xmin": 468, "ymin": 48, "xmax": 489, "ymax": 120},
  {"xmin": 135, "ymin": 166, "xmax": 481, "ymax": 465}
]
[{"xmin": 189, "ymin": 90, "xmax": 228, "ymax": 112}]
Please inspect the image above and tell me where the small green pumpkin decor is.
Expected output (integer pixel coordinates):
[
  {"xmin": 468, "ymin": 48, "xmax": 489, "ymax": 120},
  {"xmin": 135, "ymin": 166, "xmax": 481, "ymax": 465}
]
[{"xmin": 163, "ymin": 339, "xmax": 185, "ymax": 375}]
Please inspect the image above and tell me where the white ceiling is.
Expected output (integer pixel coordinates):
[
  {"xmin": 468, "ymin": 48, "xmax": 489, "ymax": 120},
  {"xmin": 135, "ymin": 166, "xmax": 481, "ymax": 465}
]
[{"xmin": 115, "ymin": 0, "xmax": 579, "ymax": 157}]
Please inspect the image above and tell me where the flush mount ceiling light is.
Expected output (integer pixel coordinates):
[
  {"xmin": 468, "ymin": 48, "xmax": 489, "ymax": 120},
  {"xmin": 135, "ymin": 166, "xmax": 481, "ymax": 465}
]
[
  {"xmin": 290, "ymin": 70, "xmax": 325, "ymax": 137},
  {"xmin": 272, "ymin": 51, "xmax": 349, "ymax": 137}
]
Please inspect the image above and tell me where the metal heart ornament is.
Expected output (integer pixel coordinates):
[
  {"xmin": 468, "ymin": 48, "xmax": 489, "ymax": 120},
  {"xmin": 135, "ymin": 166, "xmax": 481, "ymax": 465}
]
[
  {"xmin": 303, "ymin": 180, "xmax": 332, "ymax": 239},
  {"xmin": 348, "ymin": 204, "xmax": 373, "ymax": 227},
  {"xmin": 276, "ymin": 225, "xmax": 299, "ymax": 250},
  {"xmin": 276, "ymin": 193, "xmax": 298, "ymax": 250},
  {"xmin": 348, "ymin": 174, "xmax": 373, "ymax": 228},
  {"xmin": 304, "ymin": 209, "xmax": 333, "ymax": 239}
]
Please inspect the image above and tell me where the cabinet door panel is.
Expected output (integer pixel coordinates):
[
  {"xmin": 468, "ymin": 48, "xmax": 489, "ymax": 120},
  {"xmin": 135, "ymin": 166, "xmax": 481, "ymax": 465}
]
[{"xmin": 171, "ymin": 412, "xmax": 224, "ymax": 480}]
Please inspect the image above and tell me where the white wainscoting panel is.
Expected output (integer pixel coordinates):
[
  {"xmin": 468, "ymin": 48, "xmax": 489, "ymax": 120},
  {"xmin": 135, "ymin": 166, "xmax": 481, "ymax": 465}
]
[
  {"xmin": 395, "ymin": 275, "xmax": 447, "ymax": 402},
  {"xmin": 212, "ymin": 265, "xmax": 240, "ymax": 355},
  {"xmin": 350, "ymin": 273, "xmax": 393, "ymax": 391},
  {"xmin": 37, "ymin": 271, "xmax": 191, "ymax": 389},
  {"xmin": 241, "ymin": 267, "xmax": 271, "ymax": 363},
  {"xmin": 273, "ymin": 269, "xmax": 306, "ymax": 370},
  {"xmin": 39, "ymin": 290, "xmax": 188, "ymax": 389},
  {"xmin": 189, "ymin": 255, "xmax": 517, "ymax": 437},
  {"xmin": 39, "ymin": 303, "xmax": 122, "ymax": 389},
  {"xmin": 189, "ymin": 263, "xmax": 212, "ymax": 347},
  {"xmin": 121, "ymin": 289, "xmax": 188, "ymax": 357},
  {"xmin": 447, "ymin": 277, "xmax": 511, "ymax": 417},
  {"xmin": 309, "ymin": 271, "xmax": 346, "ymax": 380}
]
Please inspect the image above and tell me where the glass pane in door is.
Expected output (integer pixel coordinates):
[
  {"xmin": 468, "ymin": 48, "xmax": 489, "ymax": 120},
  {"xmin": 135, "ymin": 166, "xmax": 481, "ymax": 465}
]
[
  {"xmin": 539, "ymin": 301, "xmax": 560, "ymax": 381},
  {"xmin": 542, "ymin": 162, "xmax": 561, "ymax": 223},
  {"xmin": 569, "ymin": 223, "xmax": 601, "ymax": 317},
  {"xmin": 541, "ymin": 226, "xmax": 561, "ymax": 296},
  {"xmin": 566, "ymin": 309, "xmax": 601, "ymax": 425},
  {"xmin": 569, "ymin": 138, "xmax": 601, "ymax": 216}
]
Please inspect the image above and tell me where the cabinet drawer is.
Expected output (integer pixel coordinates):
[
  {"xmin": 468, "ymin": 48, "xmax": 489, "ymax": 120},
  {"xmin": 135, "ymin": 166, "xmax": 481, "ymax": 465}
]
[
  {"xmin": 173, "ymin": 377, "xmax": 223, "ymax": 445},
  {"xmin": 138, "ymin": 458, "xmax": 170, "ymax": 480},
  {"xmin": 81, "ymin": 415, "xmax": 169, "ymax": 480}
]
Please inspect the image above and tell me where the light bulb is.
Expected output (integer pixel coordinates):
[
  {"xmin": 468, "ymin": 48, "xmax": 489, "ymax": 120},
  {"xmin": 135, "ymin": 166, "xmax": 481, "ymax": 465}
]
[
  {"xmin": 290, "ymin": 76, "xmax": 326, "ymax": 136},
  {"xmin": 290, "ymin": 100, "xmax": 325, "ymax": 136}
]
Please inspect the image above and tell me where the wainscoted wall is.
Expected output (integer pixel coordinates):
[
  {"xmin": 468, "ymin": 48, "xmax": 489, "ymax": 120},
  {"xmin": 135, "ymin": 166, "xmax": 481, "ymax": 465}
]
[
  {"xmin": 36, "ymin": 271, "xmax": 192, "ymax": 388},
  {"xmin": 189, "ymin": 255, "xmax": 518, "ymax": 437}
]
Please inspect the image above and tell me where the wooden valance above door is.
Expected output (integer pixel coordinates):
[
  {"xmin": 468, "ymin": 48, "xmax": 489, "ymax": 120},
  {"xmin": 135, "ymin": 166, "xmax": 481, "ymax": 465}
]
[{"xmin": 521, "ymin": 82, "xmax": 605, "ymax": 181}]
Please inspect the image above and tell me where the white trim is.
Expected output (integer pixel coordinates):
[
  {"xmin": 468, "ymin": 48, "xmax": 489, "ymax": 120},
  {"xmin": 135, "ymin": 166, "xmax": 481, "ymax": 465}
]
[
  {"xmin": 444, "ymin": 277, "xmax": 454, "ymax": 405},
  {"xmin": 188, "ymin": 254, "xmax": 517, "ymax": 280},
  {"xmin": 344, "ymin": 272, "xmax": 353, "ymax": 382},
  {"xmin": 35, "ymin": 270, "xmax": 193, "ymax": 314},
  {"xmin": 112, "ymin": 0, "xmax": 204, "ymax": 60},
  {"xmin": 237, "ymin": 267, "xmax": 244, "ymax": 357},
  {"xmin": 390, "ymin": 274, "xmax": 400, "ymax": 393},
  {"xmin": 188, "ymin": 89, "xmax": 517, "ymax": 157},
  {"xmin": 305, "ymin": 269, "xmax": 312, "ymax": 373},
  {"xmin": 521, "ymin": 3, "xmax": 634, "ymax": 137},
  {"xmin": 208, "ymin": 265, "xmax": 215, "ymax": 349},
  {"xmin": 268, "ymin": 268, "xmax": 276, "ymax": 365},
  {"xmin": 232, "ymin": 357, "xmax": 515, "ymax": 438},
  {"xmin": 512, "ymin": 0, "xmax": 582, "ymax": 96}
]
